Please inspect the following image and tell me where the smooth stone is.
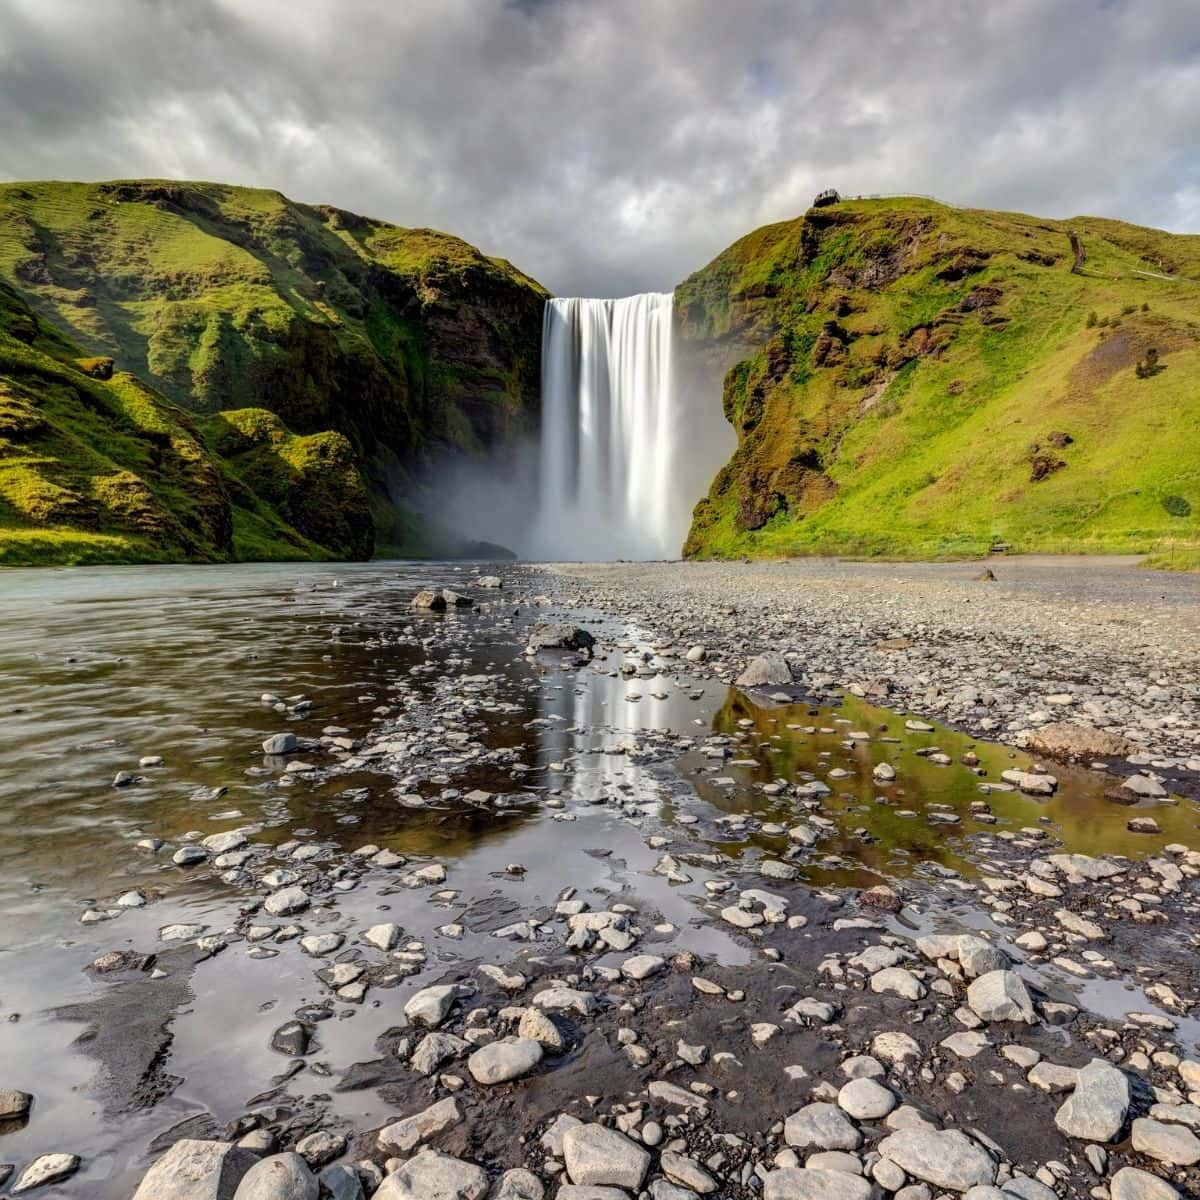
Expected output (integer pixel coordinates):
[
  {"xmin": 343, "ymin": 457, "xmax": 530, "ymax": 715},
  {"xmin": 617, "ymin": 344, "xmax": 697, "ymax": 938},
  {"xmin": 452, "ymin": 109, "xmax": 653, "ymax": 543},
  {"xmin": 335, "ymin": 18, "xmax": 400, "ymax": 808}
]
[
  {"xmin": 1130, "ymin": 1117, "xmax": 1200, "ymax": 1165},
  {"xmin": 562, "ymin": 1123, "xmax": 651, "ymax": 1189},
  {"xmin": 878, "ymin": 1128, "xmax": 997, "ymax": 1191},
  {"xmin": 838, "ymin": 1077, "xmax": 897, "ymax": 1120},
  {"xmin": 467, "ymin": 1037, "xmax": 543, "ymax": 1084},
  {"xmin": 783, "ymin": 1103, "xmax": 862, "ymax": 1151},
  {"xmin": 493, "ymin": 1169, "xmax": 544, "ymax": 1200},
  {"xmin": 232, "ymin": 1153, "xmax": 318, "ymax": 1199},
  {"xmin": 1110, "ymin": 1166, "xmax": 1181, "ymax": 1200},
  {"xmin": 763, "ymin": 1167, "xmax": 874, "ymax": 1200},
  {"xmin": 263, "ymin": 886, "xmax": 309, "ymax": 916}
]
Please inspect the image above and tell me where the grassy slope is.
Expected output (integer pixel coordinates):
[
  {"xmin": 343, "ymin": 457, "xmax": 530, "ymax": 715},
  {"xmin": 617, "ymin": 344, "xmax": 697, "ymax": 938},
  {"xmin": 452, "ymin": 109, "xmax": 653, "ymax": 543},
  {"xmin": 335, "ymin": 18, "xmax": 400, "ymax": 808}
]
[
  {"xmin": 0, "ymin": 179, "xmax": 547, "ymax": 554},
  {"xmin": 0, "ymin": 278, "xmax": 366, "ymax": 565},
  {"xmin": 678, "ymin": 198, "xmax": 1200, "ymax": 561}
]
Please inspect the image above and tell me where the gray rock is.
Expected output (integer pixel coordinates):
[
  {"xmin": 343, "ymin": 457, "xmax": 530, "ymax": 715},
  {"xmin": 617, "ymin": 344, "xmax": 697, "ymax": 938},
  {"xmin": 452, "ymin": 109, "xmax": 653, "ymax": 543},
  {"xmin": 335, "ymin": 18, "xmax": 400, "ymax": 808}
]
[
  {"xmin": 0, "ymin": 1090, "xmax": 31, "ymax": 1118},
  {"xmin": 1054, "ymin": 1058, "xmax": 1130, "ymax": 1142},
  {"xmin": 621, "ymin": 954, "xmax": 666, "ymax": 981},
  {"xmin": 132, "ymin": 1140, "xmax": 257, "ymax": 1200},
  {"xmin": 956, "ymin": 936, "xmax": 1010, "ymax": 978},
  {"xmin": 763, "ymin": 1168, "xmax": 874, "ymax": 1200},
  {"xmin": 263, "ymin": 886, "xmax": 309, "ymax": 916},
  {"xmin": 878, "ymin": 1127, "xmax": 997, "ymax": 1191},
  {"xmin": 262, "ymin": 732, "xmax": 298, "ymax": 755},
  {"xmin": 966, "ymin": 970, "xmax": 1035, "ymax": 1023},
  {"xmin": 405, "ymin": 984, "xmax": 465, "ymax": 1028},
  {"xmin": 12, "ymin": 1155, "xmax": 82, "ymax": 1194},
  {"xmin": 316, "ymin": 1165, "xmax": 364, "ymax": 1200},
  {"xmin": 377, "ymin": 1097, "xmax": 463, "ymax": 1155},
  {"xmin": 562, "ymin": 1123, "xmax": 651, "ymax": 1189},
  {"xmin": 659, "ymin": 1150, "xmax": 717, "ymax": 1194},
  {"xmin": 293, "ymin": 1132, "xmax": 344, "ymax": 1168},
  {"xmin": 1110, "ymin": 1166, "xmax": 1180, "ymax": 1200},
  {"xmin": 526, "ymin": 623, "xmax": 596, "ymax": 655},
  {"xmin": 410, "ymin": 1032, "xmax": 470, "ymax": 1076},
  {"xmin": 783, "ymin": 1102, "xmax": 862, "ymax": 1151},
  {"xmin": 374, "ymin": 1149, "xmax": 488, "ymax": 1199},
  {"xmin": 1131, "ymin": 1117, "xmax": 1200, "ymax": 1165},
  {"xmin": 231, "ymin": 1153, "xmax": 318, "ymax": 1200},
  {"xmin": 838, "ymin": 1077, "xmax": 897, "ymax": 1120},
  {"xmin": 736, "ymin": 652, "xmax": 794, "ymax": 689},
  {"xmin": 493, "ymin": 1168, "xmax": 544, "ymax": 1200},
  {"xmin": 467, "ymin": 1037, "xmax": 543, "ymax": 1084},
  {"xmin": 362, "ymin": 923, "xmax": 401, "ymax": 951}
]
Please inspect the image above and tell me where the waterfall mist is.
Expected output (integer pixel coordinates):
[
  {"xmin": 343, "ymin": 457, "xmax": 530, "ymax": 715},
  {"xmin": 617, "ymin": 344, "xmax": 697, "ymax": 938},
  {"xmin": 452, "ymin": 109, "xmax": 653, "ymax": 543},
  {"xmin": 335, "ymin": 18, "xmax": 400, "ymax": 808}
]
[
  {"xmin": 529, "ymin": 293, "xmax": 730, "ymax": 560},
  {"xmin": 417, "ymin": 292, "xmax": 733, "ymax": 562}
]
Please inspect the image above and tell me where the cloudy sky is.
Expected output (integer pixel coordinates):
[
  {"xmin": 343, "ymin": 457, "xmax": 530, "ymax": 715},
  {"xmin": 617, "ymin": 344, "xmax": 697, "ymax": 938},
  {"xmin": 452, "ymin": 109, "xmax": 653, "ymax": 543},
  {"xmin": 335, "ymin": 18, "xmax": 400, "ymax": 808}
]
[{"xmin": 2, "ymin": 0, "xmax": 1198, "ymax": 296}]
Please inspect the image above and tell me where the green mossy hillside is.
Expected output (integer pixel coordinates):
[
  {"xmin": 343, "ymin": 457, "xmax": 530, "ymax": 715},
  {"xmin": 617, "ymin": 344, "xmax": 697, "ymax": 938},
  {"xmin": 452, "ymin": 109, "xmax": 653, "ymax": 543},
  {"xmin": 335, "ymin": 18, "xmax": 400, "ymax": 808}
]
[
  {"xmin": 0, "ymin": 180, "xmax": 547, "ymax": 550},
  {"xmin": 678, "ymin": 198, "xmax": 1200, "ymax": 562},
  {"xmin": 0, "ymin": 279, "xmax": 368, "ymax": 565}
]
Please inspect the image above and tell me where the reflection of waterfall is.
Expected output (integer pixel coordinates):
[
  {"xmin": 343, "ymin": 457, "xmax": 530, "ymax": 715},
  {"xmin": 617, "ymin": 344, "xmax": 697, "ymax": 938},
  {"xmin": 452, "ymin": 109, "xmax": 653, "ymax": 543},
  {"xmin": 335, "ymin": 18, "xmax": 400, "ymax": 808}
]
[{"xmin": 534, "ymin": 293, "xmax": 683, "ymax": 560}]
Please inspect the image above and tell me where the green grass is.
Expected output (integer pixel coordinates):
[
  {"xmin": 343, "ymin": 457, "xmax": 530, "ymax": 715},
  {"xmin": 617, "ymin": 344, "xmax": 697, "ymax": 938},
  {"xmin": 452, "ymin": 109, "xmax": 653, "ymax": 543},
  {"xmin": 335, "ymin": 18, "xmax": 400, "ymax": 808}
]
[
  {"xmin": 680, "ymin": 198, "xmax": 1200, "ymax": 567},
  {"xmin": 0, "ymin": 178, "xmax": 547, "ymax": 564}
]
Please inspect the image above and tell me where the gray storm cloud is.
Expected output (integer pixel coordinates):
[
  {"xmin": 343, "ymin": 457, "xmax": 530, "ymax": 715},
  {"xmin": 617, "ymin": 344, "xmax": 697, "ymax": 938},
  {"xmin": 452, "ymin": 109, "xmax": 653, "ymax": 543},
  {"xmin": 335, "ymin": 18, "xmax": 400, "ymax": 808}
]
[{"xmin": 1, "ymin": 0, "xmax": 1198, "ymax": 296}]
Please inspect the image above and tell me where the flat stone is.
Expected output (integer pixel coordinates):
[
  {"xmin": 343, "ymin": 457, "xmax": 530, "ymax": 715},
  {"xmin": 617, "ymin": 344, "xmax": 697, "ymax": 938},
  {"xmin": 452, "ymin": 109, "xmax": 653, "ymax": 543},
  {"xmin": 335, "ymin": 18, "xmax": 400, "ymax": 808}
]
[
  {"xmin": 659, "ymin": 1150, "xmax": 718, "ymax": 1194},
  {"xmin": 378, "ymin": 1097, "xmax": 463, "ymax": 1155},
  {"xmin": 12, "ymin": 1155, "xmax": 82, "ymax": 1194},
  {"xmin": 736, "ymin": 652, "xmax": 793, "ymax": 689},
  {"xmin": 784, "ymin": 1102, "xmax": 862, "ymax": 1151},
  {"xmin": 533, "ymin": 986, "xmax": 596, "ymax": 1017},
  {"xmin": 1130, "ymin": 1117, "xmax": 1200, "ymax": 1166},
  {"xmin": 878, "ymin": 1127, "xmax": 996, "ymax": 1191},
  {"xmin": 764, "ymin": 1168, "xmax": 873, "ymax": 1200},
  {"xmin": 0, "ymin": 1090, "xmax": 32, "ymax": 1118},
  {"xmin": 374, "ymin": 1149, "xmax": 488, "ymax": 1200},
  {"xmin": 621, "ymin": 954, "xmax": 666, "ymax": 981},
  {"xmin": 467, "ymin": 1037, "xmax": 543, "ymax": 1084},
  {"xmin": 1110, "ymin": 1166, "xmax": 1181, "ymax": 1200},
  {"xmin": 493, "ymin": 1169, "xmax": 543, "ymax": 1200},
  {"xmin": 1054, "ymin": 1058, "xmax": 1130, "ymax": 1142},
  {"xmin": 132, "ymin": 1139, "xmax": 257, "ymax": 1200},
  {"xmin": 562, "ymin": 1123, "xmax": 651, "ymax": 1189},
  {"xmin": 411, "ymin": 1032, "xmax": 470, "ymax": 1076}
]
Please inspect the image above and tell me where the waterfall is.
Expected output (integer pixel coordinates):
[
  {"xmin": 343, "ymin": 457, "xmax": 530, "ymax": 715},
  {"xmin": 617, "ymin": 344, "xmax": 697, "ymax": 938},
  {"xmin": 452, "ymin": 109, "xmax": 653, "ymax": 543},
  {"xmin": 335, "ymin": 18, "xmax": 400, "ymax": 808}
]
[{"xmin": 534, "ymin": 292, "xmax": 685, "ymax": 560}]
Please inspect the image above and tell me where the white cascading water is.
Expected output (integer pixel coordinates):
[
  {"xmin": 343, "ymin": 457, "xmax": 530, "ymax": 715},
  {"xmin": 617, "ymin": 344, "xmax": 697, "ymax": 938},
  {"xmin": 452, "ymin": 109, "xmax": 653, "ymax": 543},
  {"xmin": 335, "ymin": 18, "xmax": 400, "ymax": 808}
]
[{"xmin": 534, "ymin": 293, "xmax": 685, "ymax": 560}]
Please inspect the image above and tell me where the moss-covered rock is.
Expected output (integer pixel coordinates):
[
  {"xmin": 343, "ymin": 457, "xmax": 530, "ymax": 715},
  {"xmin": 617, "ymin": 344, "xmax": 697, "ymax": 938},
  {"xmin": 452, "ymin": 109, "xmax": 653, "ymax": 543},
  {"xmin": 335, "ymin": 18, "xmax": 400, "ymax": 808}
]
[{"xmin": 678, "ymin": 198, "xmax": 1200, "ymax": 561}]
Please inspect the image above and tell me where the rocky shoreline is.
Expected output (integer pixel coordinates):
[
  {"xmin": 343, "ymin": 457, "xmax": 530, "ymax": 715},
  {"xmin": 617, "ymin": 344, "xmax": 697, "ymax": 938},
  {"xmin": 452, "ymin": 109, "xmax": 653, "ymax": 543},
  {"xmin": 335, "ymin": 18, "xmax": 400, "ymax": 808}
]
[{"xmin": 2, "ymin": 560, "xmax": 1199, "ymax": 1200}]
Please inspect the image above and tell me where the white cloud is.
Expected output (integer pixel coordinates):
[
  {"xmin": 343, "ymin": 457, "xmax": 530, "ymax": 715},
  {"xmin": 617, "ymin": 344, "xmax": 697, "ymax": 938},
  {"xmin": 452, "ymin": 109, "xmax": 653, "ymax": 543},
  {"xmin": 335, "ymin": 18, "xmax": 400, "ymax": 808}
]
[{"xmin": 1, "ymin": 0, "xmax": 1198, "ymax": 294}]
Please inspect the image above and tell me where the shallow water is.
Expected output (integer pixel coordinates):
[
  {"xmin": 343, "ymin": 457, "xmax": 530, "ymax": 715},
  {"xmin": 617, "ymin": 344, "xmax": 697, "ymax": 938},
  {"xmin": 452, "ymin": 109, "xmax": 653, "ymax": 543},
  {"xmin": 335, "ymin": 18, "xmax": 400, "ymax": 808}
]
[{"xmin": 0, "ymin": 560, "xmax": 1193, "ymax": 1195}]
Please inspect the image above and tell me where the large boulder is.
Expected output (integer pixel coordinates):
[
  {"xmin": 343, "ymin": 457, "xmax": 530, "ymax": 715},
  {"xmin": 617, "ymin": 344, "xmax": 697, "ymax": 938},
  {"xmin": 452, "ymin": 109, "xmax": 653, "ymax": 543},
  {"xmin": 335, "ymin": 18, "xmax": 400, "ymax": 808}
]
[
  {"xmin": 1054, "ymin": 1058, "xmax": 1130, "ymax": 1142},
  {"xmin": 132, "ymin": 1139, "xmax": 258, "ymax": 1200},
  {"xmin": 735, "ymin": 652, "xmax": 794, "ymax": 689},
  {"xmin": 411, "ymin": 590, "xmax": 447, "ymax": 611}
]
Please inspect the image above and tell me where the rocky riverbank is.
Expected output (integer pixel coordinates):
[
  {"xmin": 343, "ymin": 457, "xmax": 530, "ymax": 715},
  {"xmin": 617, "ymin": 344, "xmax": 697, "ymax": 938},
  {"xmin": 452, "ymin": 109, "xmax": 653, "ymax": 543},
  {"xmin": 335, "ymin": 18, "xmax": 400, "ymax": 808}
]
[
  {"xmin": 2, "ymin": 560, "xmax": 1199, "ymax": 1200},
  {"xmin": 550, "ymin": 557, "xmax": 1200, "ymax": 794}
]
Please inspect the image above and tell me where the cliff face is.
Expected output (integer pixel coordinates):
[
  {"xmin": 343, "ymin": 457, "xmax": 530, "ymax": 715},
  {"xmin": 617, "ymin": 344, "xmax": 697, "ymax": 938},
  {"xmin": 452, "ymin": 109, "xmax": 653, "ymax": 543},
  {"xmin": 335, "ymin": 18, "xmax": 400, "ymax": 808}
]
[
  {"xmin": 0, "ymin": 277, "xmax": 377, "ymax": 564},
  {"xmin": 0, "ymin": 180, "xmax": 547, "ymax": 558},
  {"xmin": 677, "ymin": 198, "xmax": 1200, "ymax": 562}
]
